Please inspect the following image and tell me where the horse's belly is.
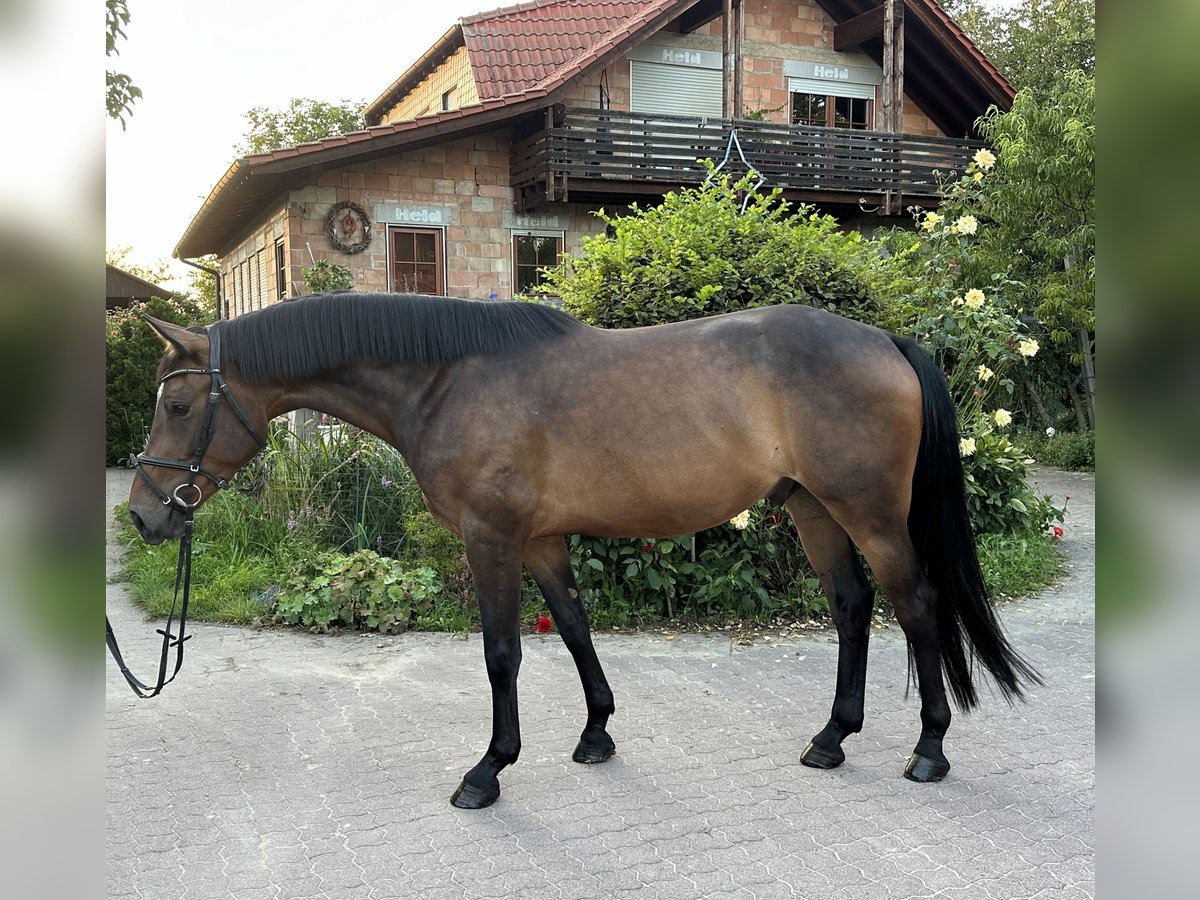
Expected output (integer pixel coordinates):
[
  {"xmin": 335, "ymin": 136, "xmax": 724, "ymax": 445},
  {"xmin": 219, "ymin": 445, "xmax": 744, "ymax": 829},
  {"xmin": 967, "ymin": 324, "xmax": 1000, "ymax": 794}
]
[{"xmin": 537, "ymin": 444, "xmax": 782, "ymax": 539}]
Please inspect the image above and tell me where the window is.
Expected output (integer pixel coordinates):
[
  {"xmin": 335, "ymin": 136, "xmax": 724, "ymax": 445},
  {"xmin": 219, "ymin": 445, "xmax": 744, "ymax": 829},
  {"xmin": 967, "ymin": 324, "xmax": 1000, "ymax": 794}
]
[
  {"xmin": 275, "ymin": 239, "xmax": 287, "ymax": 301},
  {"xmin": 790, "ymin": 92, "xmax": 872, "ymax": 130},
  {"xmin": 513, "ymin": 233, "xmax": 563, "ymax": 295},
  {"xmin": 441, "ymin": 88, "xmax": 456, "ymax": 112},
  {"xmin": 389, "ymin": 226, "xmax": 444, "ymax": 295}
]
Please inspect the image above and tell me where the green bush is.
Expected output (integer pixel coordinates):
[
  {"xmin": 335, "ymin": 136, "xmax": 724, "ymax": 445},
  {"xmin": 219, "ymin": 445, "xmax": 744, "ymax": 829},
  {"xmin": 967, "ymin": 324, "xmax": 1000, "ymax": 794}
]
[
  {"xmin": 1014, "ymin": 429, "xmax": 1095, "ymax": 471},
  {"xmin": 301, "ymin": 260, "xmax": 353, "ymax": 293},
  {"xmin": 539, "ymin": 165, "xmax": 901, "ymax": 328},
  {"xmin": 961, "ymin": 431, "xmax": 1062, "ymax": 536},
  {"xmin": 569, "ymin": 505, "xmax": 829, "ymax": 628},
  {"xmin": 275, "ymin": 549, "xmax": 443, "ymax": 633},
  {"xmin": 105, "ymin": 294, "xmax": 212, "ymax": 466}
]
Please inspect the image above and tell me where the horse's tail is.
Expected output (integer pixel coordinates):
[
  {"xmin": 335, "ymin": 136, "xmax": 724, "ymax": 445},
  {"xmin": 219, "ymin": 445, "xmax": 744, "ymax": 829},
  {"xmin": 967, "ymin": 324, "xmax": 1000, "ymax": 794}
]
[{"xmin": 889, "ymin": 334, "xmax": 1043, "ymax": 710}]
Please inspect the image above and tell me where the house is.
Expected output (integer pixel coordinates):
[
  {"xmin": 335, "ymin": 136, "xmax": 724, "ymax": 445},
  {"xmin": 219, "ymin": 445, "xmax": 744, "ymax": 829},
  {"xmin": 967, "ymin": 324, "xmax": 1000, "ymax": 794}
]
[
  {"xmin": 106, "ymin": 263, "xmax": 174, "ymax": 309},
  {"xmin": 172, "ymin": 0, "xmax": 1012, "ymax": 320}
]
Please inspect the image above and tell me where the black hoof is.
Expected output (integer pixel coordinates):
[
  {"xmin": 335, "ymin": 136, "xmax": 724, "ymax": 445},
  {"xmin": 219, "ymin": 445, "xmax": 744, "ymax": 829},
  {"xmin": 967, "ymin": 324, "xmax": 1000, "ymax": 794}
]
[
  {"xmin": 450, "ymin": 774, "xmax": 500, "ymax": 809},
  {"xmin": 800, "ymin": 741, "xmax": 845, "ymax": 769},
  {"xmin": 572, "ymin": 733, "xmax": 616, "ymax": 764},
  {"xmin": 904, "ymin": 753, "xmax": 950, "ymax": 782}
]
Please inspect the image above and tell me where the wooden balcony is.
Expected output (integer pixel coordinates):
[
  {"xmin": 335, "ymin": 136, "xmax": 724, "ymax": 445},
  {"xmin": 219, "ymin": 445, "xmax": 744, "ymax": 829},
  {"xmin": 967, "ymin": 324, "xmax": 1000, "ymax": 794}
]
[{"xmin": 512, "ymin": 106, "xmax": 986, "ymax": 214}]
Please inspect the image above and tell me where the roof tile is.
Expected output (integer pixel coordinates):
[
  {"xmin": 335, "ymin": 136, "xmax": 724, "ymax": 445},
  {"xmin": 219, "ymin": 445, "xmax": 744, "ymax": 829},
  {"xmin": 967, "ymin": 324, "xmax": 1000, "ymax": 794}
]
[{"xmin": 462, "ymin": 0, "xmax": 677, "ymax": 100}]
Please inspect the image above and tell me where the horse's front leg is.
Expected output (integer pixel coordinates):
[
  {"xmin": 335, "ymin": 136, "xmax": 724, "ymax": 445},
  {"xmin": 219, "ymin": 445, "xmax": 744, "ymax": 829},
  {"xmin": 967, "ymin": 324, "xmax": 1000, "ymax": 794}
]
[
  {"xmin": 523, "ymin": 536, "xmax": 616, "ymax": 764},
  {"xmin": 450, "ymin": 529, "xmax": 524, "ymax": 809}
]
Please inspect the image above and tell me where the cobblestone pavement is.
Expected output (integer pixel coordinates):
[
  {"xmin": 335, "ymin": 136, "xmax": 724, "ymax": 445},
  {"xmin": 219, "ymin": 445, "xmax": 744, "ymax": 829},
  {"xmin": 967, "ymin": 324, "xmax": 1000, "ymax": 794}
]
[{"xmin": 106, "ymin": 466, "xmax": 1094, "ymax": 899}]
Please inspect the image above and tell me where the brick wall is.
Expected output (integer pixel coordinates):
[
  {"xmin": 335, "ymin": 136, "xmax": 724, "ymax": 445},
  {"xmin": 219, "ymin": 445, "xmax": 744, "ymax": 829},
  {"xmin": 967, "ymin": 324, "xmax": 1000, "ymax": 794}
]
[
  {"xmin": 630, "ymin": 0, "xmax": 946, "ymax": 137},
  {"xmin": 379, "ymin": 46, "xmax": 480, "ymax": 124},
  {"xmin": 220, "ymin": 132, "xmax": 603, "ymax": 310}
]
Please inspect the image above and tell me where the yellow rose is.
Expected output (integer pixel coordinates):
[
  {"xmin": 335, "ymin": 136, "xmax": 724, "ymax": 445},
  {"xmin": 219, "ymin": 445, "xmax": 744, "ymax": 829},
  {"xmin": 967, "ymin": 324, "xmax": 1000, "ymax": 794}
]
[
  {"xmin": 993, "ymin": 409, "xmax": 1013, "ymax": 428},
  {"xmin": 973, "ymin": 148, "xmax": 997, "ymax": 170},
  {"xmin": 730, "ymin": 510, "xmax": 751, "ymax": 530},
  {"xmin": 977, "ymin": 365, "xmax": 994, "ymax": 382},
  {"xmin": 964, "ymin": 288, "xmax": 986, "ymax": 310},
  {"xmin": 1018, "ymin": 339, "xmax": 1040, "ymax": 358},
  {"xmin": 959, "ymin": 437, "xmax": 977, "ymax": 457},
  {"xmin": 922, "ymin": 211, "xmax": 942, "ymax": 232},
  {"xmin": 953, "ymin": 215, "xmax": 979, "ymax": 235}
]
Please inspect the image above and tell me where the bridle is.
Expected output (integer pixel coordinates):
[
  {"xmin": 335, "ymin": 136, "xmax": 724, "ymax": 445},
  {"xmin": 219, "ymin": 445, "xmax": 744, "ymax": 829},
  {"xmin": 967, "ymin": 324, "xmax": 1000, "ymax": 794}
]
[{"xmin": 106, "ymin": 323, "xmax": 266, "ymax": 698}]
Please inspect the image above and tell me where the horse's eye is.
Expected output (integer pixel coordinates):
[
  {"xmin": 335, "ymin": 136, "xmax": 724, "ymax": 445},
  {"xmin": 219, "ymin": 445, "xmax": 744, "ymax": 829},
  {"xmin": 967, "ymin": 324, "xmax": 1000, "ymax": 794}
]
[{"xmin": 169, "ymin": 402, "xmax": 190, "ymax": 417}]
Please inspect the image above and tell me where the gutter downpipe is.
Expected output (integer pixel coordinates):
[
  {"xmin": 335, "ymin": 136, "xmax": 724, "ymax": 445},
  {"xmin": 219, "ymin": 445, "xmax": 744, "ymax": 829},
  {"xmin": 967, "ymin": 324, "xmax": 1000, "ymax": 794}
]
[{"xmin": 176, "ymin": 256, "xmax": 223, "ymax": 321}]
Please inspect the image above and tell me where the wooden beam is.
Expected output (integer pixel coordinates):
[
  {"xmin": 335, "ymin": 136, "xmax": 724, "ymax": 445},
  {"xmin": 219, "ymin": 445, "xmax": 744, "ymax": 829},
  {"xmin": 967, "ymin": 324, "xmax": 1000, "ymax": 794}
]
[
  {"xmin": 722, "ymin": 0, "xmax": 732, "ymax": 118},
  {"xmin": 733, "ymin": 0, "xmax": 744, "ymax": 118},
  {"xmin": 833, "ymin": 5, "xmax": 886, "ymax": 52}
]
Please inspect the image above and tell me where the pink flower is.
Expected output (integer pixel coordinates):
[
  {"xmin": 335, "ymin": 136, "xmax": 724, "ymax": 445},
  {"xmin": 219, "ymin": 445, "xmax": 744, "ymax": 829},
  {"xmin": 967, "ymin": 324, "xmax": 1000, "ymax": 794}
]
[{"xmin": 535, "ymin": 615, "xmax": 553, "ymax": 634}]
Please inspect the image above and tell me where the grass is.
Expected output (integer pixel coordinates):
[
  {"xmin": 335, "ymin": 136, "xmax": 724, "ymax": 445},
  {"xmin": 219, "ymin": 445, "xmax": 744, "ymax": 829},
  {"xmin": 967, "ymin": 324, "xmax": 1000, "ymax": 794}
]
[{"xmin": 977, "ymin": 527, "xmax": 1066, "ymax": 602}]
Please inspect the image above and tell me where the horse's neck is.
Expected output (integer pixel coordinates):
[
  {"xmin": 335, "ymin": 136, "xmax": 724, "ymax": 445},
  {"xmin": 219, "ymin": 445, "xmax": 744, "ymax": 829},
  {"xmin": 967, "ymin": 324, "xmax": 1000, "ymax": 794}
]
[{"xmin": 268, "ymin": 363, "xmax": 437, "ymax": 459}]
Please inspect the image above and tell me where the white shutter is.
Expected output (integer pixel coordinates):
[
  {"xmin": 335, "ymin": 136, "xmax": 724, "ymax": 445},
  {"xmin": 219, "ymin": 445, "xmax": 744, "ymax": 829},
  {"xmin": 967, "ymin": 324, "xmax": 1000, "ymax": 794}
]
[
  {"xmin": 630, "ymin": 60, "xmax": 723, "ymax": 118},
  {"xmin": 788, "ymin": 77, "xmax": 876, "ymax": 101}
]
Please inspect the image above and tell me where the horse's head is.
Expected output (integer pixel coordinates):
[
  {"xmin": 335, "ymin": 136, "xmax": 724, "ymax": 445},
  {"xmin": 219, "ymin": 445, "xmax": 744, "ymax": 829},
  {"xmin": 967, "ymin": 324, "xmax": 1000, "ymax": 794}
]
[{"xmin": 128, "ymin": 317, "xmax": 267, "ymax": 544}]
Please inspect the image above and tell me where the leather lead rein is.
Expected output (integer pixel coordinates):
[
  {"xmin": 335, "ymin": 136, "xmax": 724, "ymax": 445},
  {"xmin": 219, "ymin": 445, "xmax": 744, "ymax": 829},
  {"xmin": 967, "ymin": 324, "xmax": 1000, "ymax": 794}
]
[{"xmin": 107, "ymin": 323, "xmax": 265, "ymax": 699}]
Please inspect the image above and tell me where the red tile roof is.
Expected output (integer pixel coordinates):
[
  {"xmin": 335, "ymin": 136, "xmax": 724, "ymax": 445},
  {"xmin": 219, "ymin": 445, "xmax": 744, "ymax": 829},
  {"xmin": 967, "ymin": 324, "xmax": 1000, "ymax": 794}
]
[{"xmin": 463, "ymin": 1, "xmax": 677, "ymax": 99}]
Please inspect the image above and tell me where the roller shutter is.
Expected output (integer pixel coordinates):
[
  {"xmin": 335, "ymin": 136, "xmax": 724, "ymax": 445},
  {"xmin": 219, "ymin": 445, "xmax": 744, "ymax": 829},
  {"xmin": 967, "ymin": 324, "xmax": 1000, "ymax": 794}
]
[{"xmin": 630, "ymin": 60, "xmax": 722, "ymax": 118}]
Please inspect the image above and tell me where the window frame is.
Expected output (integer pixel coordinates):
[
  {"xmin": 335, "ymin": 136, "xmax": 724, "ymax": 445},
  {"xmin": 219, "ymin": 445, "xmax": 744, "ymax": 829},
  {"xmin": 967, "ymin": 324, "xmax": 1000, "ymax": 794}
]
[
  {"xmin": 274, "ymin": 239, "xmax": 287, "ymax": 302},
  {"xmin": 387, "ymin": 224, "xmax": 447, "ymax": 296},
  {"xmin": 790, "ymin": 91, "xmax": 874, "ymax": 130},
  {"xmin": 512, "ymin": 230, "xmax": 565, "ymax": 297}
]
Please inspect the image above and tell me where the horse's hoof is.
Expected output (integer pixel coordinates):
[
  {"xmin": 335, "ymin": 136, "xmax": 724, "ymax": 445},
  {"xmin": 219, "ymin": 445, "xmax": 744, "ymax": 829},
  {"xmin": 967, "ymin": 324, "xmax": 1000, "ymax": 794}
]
[
  {"xmin": 450, "ymin": 774, "xmax": 500, "ymax": 809},
  {"xmin": 904, "ymin": 753, "xmax": 950, "ymax": 783},
  {"xmin": 800, "ymin": 741, "xmax": 845, "ymax": 769},
  {"xmin": 572, "ymin": 733, "xmax": 615, "ymax": 764}
]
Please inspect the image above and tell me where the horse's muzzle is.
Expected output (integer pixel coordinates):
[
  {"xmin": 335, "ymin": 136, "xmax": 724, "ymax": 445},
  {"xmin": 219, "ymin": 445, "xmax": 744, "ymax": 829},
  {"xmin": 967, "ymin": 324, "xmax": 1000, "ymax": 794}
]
[{"xmin": 129, "ymin": 504, "xmax": 185, "ymax": 545}]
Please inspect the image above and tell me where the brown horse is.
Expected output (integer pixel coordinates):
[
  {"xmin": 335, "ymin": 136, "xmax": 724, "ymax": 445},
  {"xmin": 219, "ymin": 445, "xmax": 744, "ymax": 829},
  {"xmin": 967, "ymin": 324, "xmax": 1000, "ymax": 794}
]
[{"xmin": 126, "ymin": 292, "xmax": 1039, "ymax": 808}]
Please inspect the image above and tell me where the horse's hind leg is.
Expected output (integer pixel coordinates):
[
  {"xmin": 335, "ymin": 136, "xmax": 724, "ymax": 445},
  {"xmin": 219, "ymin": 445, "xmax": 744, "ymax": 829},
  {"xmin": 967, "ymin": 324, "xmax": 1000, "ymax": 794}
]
[
  {"xmin": 450, "ymin": 530, "xmax": 525, "ymax": 809},
  {"xmin": 786, "ymin": 489, "xmax": 875, "ymax": 770},
  {"xmin": 523, "ymin": 536, "xmax": 616, "ymax": 764},
  {"xmin": 850, "ymin": 524, "xmax": 953, "ymax": 782}
]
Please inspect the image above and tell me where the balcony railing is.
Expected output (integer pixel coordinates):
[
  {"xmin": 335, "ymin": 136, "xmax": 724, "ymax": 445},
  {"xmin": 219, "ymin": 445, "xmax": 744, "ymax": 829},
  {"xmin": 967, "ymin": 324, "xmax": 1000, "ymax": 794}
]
[{"xmin": 512, "ymin": 107, "xmax": 986, "ymax": 210}]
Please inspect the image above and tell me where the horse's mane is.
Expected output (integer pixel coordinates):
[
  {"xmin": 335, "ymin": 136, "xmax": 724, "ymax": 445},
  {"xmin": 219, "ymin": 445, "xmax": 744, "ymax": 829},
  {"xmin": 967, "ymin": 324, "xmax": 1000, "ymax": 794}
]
[{"xmin": 220, "ymin": 292, "xmax": 584, "ymax": 383}]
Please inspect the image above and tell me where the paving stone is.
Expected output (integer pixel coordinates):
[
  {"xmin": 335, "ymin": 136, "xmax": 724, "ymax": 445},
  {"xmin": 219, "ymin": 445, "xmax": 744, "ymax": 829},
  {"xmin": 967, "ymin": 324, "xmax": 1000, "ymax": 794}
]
[{"xmin": 106, "ymin": 467, "xmax": 1094, "ymax": 900}]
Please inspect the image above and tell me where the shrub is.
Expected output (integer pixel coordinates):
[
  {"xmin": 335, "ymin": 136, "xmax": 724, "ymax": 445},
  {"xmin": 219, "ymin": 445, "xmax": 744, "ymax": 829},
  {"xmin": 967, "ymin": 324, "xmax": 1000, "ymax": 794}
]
[
  {"xmin": 301, "ymin": 260, "xmax": 353, "ymax": 293},
  {"xmin": 275, "ymin": 549, "xmax": 443, "ymax": 633},
  {"xmin": 538, "ymin": 165, "xmax": 901, "ymax": 329},
  {"xmin": 1014, "ymin": 429, "xmax": 1095, "ymax": 471},
  {"xmin": 569, "ymin": 505, "xmax": 829, "ymax": 628},
  {"xmin": 105, "ymin": 294, "xmax": 211, "ymax": 466}
]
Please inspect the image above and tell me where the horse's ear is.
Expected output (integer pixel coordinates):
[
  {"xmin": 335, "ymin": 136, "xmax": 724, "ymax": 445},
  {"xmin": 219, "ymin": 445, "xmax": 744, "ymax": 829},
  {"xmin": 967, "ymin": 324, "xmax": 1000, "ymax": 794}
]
[{"xmin": 142, "ymin": 315, "xmax": 205, "ymax": 354}]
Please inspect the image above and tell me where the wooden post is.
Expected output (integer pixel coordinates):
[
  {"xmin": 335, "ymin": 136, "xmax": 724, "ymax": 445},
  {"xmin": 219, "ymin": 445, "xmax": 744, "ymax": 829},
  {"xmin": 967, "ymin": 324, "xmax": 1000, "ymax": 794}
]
[
  {"xmin": 733, "ymin": 0, "xmax": 744, "ymax": 119},
  {"xmin": 722, "ymin": 0, "xmax": 733, "ymax": 119},
  {"xmin": 881, "ymin": 0, "xmax": 906, "ymax": 214},
  {"xmin": 883, "ymin": 0, "xmax": 895, "ymax": 133}
]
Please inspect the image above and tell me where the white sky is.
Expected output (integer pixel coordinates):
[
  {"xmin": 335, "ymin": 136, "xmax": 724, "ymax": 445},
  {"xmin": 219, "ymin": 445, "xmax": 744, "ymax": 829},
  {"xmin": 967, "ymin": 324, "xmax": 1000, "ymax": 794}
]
[{"xmin": 105, "ymin": 1, "xmax": 496, "ymax": 289}]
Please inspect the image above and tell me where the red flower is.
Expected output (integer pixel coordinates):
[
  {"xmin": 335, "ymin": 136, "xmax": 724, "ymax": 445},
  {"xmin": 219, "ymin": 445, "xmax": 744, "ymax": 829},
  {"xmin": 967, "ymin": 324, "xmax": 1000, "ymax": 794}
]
[
  {"xmin": 535, "ymin": 615, "xmax": 553, "ymax": 634},
  {"xmin": 642, "ymin": 540, "xmax": 656, "ymax": 552},
  {"xmin": 1050, "ymin": 525, "xmax": 1065, "ymax": 541}
]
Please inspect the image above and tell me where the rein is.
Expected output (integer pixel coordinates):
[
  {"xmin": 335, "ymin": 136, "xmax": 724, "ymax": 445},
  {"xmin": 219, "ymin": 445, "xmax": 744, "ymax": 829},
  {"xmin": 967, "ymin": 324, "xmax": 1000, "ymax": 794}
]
[{"xmin": 106, "ymin": 324, "xmax": 265, "ymax": 698}]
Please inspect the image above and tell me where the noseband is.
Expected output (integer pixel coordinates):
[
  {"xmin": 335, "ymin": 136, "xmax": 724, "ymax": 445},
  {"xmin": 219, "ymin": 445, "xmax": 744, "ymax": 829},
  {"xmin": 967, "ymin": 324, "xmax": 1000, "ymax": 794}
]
[{"xmin": 107, "ymin": 323, "xmax": 266, "ymax": 699}]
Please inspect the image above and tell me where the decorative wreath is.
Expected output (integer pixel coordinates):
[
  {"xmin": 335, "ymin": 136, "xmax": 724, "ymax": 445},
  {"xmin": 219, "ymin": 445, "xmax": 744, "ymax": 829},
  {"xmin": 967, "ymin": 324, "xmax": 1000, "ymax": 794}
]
[{"xmin": 325, "ymin": 200, "xmax": 372, "ymax": 254}]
